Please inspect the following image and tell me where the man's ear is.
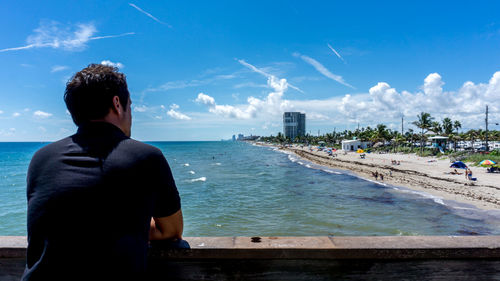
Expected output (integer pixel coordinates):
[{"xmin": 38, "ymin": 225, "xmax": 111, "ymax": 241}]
[{"xmin": 111, "ymin": 96, "xmax": 121, "ymax": 114}]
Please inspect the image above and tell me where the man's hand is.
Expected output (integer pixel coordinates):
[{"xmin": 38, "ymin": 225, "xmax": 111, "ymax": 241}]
[{"xmin": 149, "ymin": 209, "xmax": 183, "ymax": 241}]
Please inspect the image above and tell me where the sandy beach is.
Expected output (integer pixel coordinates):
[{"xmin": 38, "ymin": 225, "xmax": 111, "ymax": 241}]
[{"xmin": 269, "ymin": 144, "xmax": 500, "ymax": 210}]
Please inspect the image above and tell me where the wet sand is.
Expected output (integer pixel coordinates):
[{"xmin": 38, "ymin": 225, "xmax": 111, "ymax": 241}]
[{"xmin": 269, "ymin": 144, "xmax": 500, "ymax": 210}]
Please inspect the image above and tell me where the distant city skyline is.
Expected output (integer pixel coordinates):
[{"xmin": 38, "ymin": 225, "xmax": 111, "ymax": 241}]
[{"xmin": 0, "ymin": 1, "xmax": 499, "ymax": 141}]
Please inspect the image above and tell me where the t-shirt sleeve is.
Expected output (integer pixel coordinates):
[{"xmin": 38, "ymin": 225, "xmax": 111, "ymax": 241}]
[{"xmin": 149, "ymin": 150, "xmax": 181, "ymax": 218}]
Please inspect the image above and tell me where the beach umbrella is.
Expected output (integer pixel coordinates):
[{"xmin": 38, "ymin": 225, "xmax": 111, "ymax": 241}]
[
  {"xmin": 450, "ymin": 161, "xmax": 467, "ymax": 169},
  {"xmin": 357, "ymin": 149, "xmax": 364, "ymax": 153},
  {"xmin": 479, "ymin": 159, "xmax": 496, "ymax": 166}
]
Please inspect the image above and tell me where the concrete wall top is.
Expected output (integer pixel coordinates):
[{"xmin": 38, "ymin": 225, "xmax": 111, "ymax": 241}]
[{"xmin": 3, "ymin": 236, "xmax": 500, "ymax": 260}]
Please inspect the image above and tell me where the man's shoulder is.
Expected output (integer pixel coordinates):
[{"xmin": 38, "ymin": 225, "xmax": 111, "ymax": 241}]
[
  {"xmin": 32, "ymin": 137, "xmax": 73, "ymax": 158},
  {"xmin": 118, "ymin": 139, "xmax": 164, "ymax": 158}
]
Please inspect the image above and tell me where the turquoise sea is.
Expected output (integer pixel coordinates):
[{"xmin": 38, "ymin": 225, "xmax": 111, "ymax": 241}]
[{"xmin": 1, "ymin": 141, "xmax": 500, "ymax": 236}]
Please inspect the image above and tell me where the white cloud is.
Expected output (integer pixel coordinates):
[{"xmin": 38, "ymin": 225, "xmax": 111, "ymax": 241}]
[
  {"xmin": 133, "ymin": 105, "xmax": 148, "ymax": 112},
  {"xmin": 195, "ymin": 73, "xmax": 292, "ymax": 120},
  {"xmin": 51, "ymin": 65, "xmax": 69, "ymax": 73},
  {"xmin": 101, "ymin": 60, "xmax": 124, "ymax": 69},
  {"xmin": 33, "ymin": 110, "xmax": 52, "ymax": 118},
  {"xmin": 1, "ymin": 128, "xmax": 15, "ymax": 137},
  {"xmin": 194, "ymin": 69, "xmax": 500, "ymax": 131},
  {"xmin": 0, "ymin": 128, "xmax": 16, "ymax": 137},
  {"xmin": 0, "ymin": 110, "xmax": 3, "ymax": 114},
  {"xmin": 38, "ymin": 126, "xmax": 47, "ymax": 133},
  {"xmin": 12, "ymin": 112, "xmax": 20, "ymax": 117},
  {"xmin": 0, "ymin": 21, "xmax": 134, "ymax": 52},
  {"xmin": 234, "ymin": 82, "xmax": 268, "ymax": 89},
  {"xmin": 294, "ymin": 52, "xmax": 354, "ymax": 89},
  {"xmin": 145, "ymin": 75, "xmax": 234, "ymax": 93},
  {"xmin": 167, "ymin": 104, "xmax": 191, "ymax": 120},
  {"xmin": 286, "ymin": 71, "xmax": 500, "ymax": 130}
]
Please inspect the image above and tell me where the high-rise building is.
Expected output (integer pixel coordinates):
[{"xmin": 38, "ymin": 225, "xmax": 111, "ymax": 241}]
[{"xmin": 283, "ymin": 112, "xmax": 306, "ymax": 140}]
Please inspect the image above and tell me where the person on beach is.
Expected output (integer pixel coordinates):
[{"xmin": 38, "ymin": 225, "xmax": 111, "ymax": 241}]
[
  {"xmin": 22, "ymin": 64, "xmax": 185, "ymax": 281},
  {"xmin": 467, "ymin": 168, "xmax": 473, "ymax": 180}
]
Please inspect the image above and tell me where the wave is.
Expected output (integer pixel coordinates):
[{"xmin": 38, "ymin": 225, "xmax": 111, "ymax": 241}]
[
  {"xmin": 183, "ymin": 163, "xmax": 190, "ymax": 167},
  {"xmin": 190, "ymin": 177, "xmax": 206, "ymax": 182},
  {"xmin": 321, "ymin": 169, "xmax": 342, "ymax": 175},
  {"xmin": 189, "ymin": 171, "xmax": 195, "ymax": 174},
  {"xmin": 391, "ymin": 186, "xmax": 445, "ymax": 205},
  {"xmin": 287, "ymin": 155, "xmax": 298, "ymax": 162},
  {"xmin": 287, "ymin": 154, "xmax": 343, "ymax": 175}
]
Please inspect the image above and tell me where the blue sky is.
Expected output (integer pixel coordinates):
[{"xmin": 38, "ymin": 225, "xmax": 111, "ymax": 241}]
[{"xmin": 1, "ymin": 1, "xmax": 500, "ymax": 141}]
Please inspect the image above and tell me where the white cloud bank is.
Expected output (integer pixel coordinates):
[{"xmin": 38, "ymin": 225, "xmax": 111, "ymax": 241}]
[
  {"xmin": 195, "ymin": 69, "xmax": 500, "ymax": 130},
  {"xmin": 196, "ymin": 62, "xmax": 292, "ymax": 120}
]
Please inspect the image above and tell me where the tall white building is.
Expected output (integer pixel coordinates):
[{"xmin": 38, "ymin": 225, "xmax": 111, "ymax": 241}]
[{"xmin": 283, "ymin": 112, "xmax": 306, "ymax": 140}]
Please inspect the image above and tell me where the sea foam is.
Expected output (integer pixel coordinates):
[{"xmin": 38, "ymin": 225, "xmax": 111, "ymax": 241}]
[{"xmin": 190, "ymin": 177, "xmax": 206, "ymax": 182}]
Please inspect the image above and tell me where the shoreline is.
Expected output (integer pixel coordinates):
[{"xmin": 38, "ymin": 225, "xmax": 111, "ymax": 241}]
[{"xmin": 257, "ymin": 143, "xmax": 500, "ymax": 211}]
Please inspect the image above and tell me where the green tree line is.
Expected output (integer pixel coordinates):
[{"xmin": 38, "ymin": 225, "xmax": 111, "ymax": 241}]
[{"xmin": 260, "ymin": 112, "xmax": 500, "ymax": 154}]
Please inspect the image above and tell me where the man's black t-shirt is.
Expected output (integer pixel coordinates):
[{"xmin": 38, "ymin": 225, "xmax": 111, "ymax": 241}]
[{"xmin": 22, "ymin": 122, "xmax": 181, "ymax": 280}]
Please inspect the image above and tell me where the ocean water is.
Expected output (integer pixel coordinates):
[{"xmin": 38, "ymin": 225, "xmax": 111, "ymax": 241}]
[{"xmin": 1, "ymin": 141, "xmax": 500, "ymax": 236}]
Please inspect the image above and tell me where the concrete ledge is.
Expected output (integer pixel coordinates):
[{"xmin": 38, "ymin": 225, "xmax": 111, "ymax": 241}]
[
  {"xmin": 149, "ymin": 236, "xmax": 500, "ymax": 260},
  {"xmin": 3, "ymin": 236, "xmax": 500, "ymax": 259},
  {"xmin": 3, "ymin": 236, "xmax": 500, "ymax": 280}
]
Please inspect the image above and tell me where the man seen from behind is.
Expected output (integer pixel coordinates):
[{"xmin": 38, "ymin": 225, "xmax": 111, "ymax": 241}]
[{"xmin": 22, "ymin": 64, "xmax": 184, "ymax": 280}]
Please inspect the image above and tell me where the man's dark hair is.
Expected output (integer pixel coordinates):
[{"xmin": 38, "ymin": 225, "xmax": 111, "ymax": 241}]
[{"xmin": 64, "ymin": 64, "xmax": 129, "ymax": 126}]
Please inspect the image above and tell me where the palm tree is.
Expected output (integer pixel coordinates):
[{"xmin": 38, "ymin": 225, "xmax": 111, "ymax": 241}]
[
  {"xmin": 453, "ymin": 120, "xmax": 462, "ymax": 135},
  {"xmin": 449, "ymin": 133, "xmax": 460, "ymax": 152},
  {"xmin": 431, "ymin": 121, "xmax": 443, "ymax": 135},
  {"xmin": 412, "ymin": 112, "xmax": 434, "ymax": 155},
  {"xmin": 371, "ymin": 124, "xmax": 388, "ymax": 144},
  {"xmin": 442, "ymin": 118, "xmax": 454, "ymax": 136},
  {"xmin": 466, "ymin": 129, "xmax": 478, "ymax": 151}
]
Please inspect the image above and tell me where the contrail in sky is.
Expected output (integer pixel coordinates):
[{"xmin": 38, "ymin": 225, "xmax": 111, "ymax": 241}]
[
  {"xmin": 237, "ymin": 59, "xmax": 304, "ymax": 93},
  {"xmin": 129, "ymin": 3, "xmax": 172, "ymax": 28},
  {"xmin": 295, "ymin": 53, "xmax": 354, "ymax": 89},
  {"xmin": 90, "ymin": 32, "xmax": 136, "ymax": 40},
  {"xmin": 0, "ymin": 31, "xmax": 135, "ymax": 53},
  {"xmin": 327, "ymin": 43, "xmax": 345, "ymax": 63}
]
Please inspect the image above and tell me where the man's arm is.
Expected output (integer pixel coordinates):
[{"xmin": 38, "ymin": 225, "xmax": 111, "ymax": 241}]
[{"xmin": 149, "ymin": 209, "xmax": 183, "ymax": 241}]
